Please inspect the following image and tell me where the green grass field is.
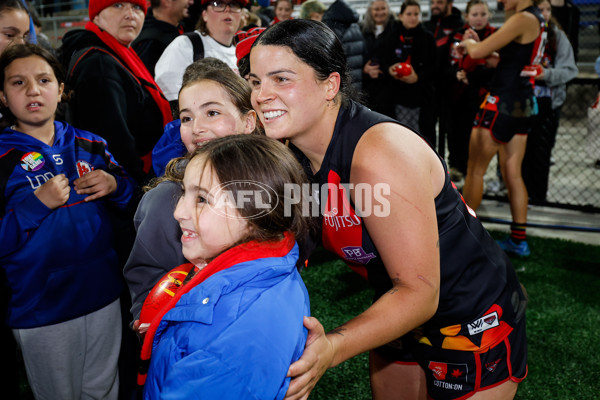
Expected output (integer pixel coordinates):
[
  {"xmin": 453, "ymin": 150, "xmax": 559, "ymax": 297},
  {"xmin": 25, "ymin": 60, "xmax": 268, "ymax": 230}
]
[{"xmin": 301, "ymin": 232, "xmax": 600, "ymax": 399}]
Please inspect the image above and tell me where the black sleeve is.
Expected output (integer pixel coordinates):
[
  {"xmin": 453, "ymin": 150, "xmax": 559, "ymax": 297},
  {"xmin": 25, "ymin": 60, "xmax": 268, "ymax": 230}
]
[{"xmin": 68, "ymin": 53, "xmax": 146, "ymax": 183}]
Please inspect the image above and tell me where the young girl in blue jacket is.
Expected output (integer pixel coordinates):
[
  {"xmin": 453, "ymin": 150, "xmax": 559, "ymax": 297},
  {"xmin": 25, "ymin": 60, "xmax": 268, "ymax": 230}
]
[
  {"xmin": 141, "ymin": 134, "xmax": 312, "ymax": 399},
  {"xmin": 0, "ymin": 44, "xmax": 134, "ymax": 399}
]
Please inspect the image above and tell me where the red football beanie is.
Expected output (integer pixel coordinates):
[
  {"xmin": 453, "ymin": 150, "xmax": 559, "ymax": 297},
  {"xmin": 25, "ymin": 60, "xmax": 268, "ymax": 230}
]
[
  {"xmin": 89, "ymin": 0, "xmax": 148, "ymax": 21},
  {"xmin": 235, "ymin": 27, "xmax": 266, "ymax": 64}
]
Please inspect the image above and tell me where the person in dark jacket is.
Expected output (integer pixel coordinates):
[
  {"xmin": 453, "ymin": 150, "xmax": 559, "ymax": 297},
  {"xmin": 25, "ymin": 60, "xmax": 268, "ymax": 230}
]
[
  {"xmin": 323, "ymin": 0, "xmax": 366, "ymax": 90},
  {"xmin": 132, "ymin": 0, "xmax": 194, "ymax": 76},
  {"xmin": 424, "ymin": 0, "xmax": 464, "ymax": 39},
  {"xmin": 60, "ymin": 0, "xmax": 172, "ymax": 186},
  {"xmin": 550, "ymin": 0, "xmax": 579, "ymax": 61},
  {"xmin": 424, "ymin": 0, "xmax": 464, "ymax": 154},
  {"xmin": 377, "ymin": 0, "xmax": 437, "ymax": 146},
  {"xmin": 361, "ymin": 0, "xmax": 397, "ymax": 116}
]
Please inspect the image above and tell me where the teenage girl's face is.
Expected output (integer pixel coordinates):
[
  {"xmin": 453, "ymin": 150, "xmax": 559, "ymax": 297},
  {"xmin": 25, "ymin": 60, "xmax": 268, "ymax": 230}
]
[
  {"xmin": 400, "ymin": 5, "xmax": 421, "ymax": 29},
  {"xmin": 0, "ymin": 9, "xmax": 30, "ymax": 54},
  {"xmin": 174, "ymin": 156, "xmax": 249, "ymax": 264},
  {"xmin": 93, "ymin": 2, "xmax": 145, "ymax": 47},
  {"xmin": 0, "ymin": 55, "xmax": 64, "ymax": 132},
  {"xmin": 466, "ymin": 3, "xmax": 490, "ymax": 30},
  {"xmin": 537, "ymin": 0, "xmax": 551, "ymax": 22},
  {"xmin": 178, "ymin": 80, "xmax": 256, "ymax": 153},
  {"xmin": 275, "ymin": 0, "xmax": 293, "ymax": 21},
  {"xmin": 249, "ymin": 44, "xmax": 334, "ymax": 142},
  {"xmin": 370, "ymin": 0, "xmax": 389, "ymax": 25},
  {"xmin": 203, "ymin": 2, "xmax": 243, "ymax": 40}
]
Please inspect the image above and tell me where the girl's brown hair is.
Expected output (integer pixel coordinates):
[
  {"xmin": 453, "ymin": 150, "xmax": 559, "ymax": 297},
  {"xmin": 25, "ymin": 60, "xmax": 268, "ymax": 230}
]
[
  {"xmin": 178, "ymin": 57, "xmax": 258, "ymax": 135},
  {"xmin": 176, "ymin": 134, "xmax": 316, "ymax": 260},
  {"xmin": 0, "ymin": 43, "xmax": 70, "ymax": 128},
  {"xmin": 465, "ymin": 0, "xmax": 490, "ymax": 15},
  {"xmin": 400, "ymin": 0, "xmax": 420, "ymax": 15}
]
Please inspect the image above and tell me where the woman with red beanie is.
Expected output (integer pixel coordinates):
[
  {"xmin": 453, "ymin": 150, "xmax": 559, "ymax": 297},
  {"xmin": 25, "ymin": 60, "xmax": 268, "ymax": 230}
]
[{"xmin": 60, "ymin": 0, "xmax": 172, "ymax": 186}]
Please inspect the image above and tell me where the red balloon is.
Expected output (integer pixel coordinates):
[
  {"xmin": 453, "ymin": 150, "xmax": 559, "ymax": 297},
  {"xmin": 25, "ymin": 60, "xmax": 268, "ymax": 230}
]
[{"xmin": 395, "ymin": 62, "xmax": 412, "ymax": 77}]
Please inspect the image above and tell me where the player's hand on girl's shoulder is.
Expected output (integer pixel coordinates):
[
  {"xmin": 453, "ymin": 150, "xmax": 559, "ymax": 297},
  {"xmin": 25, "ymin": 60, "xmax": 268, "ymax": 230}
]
[
  {"xmin": 34, "ymin": 174, "xmax": 70, "ymax": 209},
  {"xmin": 285, "ymin": 316, "xmax": 334, "ymax": 400},
  {"xmin": 73, "ymin": 169, "xmax": 117, "ymax": 202}
]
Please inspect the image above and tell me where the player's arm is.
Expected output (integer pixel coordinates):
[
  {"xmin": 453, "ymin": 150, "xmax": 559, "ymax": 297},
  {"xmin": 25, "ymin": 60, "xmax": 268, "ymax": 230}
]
[
  {"xmin": 326, "ymin": 123, "xmax": 441, "ymax": 365},
  {"xmin": 284, "ymin": 123, "xmax": 442, "ymax": 400},
  {"xmin": 462, "ymin": 12, "xmax": 538, "ymax": 59}
]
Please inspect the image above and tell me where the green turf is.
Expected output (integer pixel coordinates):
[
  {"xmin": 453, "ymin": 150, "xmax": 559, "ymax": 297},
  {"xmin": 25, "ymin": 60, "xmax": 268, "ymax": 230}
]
[{"xmin": 300, "ymin": 232, "xmax": 600, "ymax": 399}]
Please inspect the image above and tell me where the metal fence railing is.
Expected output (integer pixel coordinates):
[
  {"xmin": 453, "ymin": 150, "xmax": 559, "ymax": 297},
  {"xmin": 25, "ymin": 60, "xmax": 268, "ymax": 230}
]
[{"xmin": 482, "ymin": 77, "xmax": 600, "ymax": 212}]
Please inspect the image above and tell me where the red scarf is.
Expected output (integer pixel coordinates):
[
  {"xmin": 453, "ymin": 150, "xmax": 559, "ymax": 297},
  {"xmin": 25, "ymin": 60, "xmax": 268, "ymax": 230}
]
[
  {"xmin": 137, "ymin": 232, "xmax": 296, "ymax": 386},
  {"xmin": 85, "ymin": 22, "xmax": 172, "ymax": 127}
]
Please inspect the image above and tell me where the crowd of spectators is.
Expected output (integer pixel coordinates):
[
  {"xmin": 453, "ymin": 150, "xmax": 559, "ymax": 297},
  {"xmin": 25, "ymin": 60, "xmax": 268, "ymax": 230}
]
[{"xmin": 1, "ymin": 0, "xmax": 593, "ymax": 398}]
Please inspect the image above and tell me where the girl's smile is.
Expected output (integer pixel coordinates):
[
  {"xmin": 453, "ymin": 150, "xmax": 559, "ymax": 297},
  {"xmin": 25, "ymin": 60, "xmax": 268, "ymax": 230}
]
[
  {"xmin": 179, "ymin": 80, "xmax": 255, "ymax": 153},
  {"xmin": 174, "ymin": 156, "xmax": 249, "ymax": 264}
]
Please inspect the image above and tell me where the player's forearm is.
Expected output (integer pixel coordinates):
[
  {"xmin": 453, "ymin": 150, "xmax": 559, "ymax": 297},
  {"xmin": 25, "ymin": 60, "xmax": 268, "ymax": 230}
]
[{"xmin": 326, "ymin": 284, "xmax": 438, "ymax": 368}]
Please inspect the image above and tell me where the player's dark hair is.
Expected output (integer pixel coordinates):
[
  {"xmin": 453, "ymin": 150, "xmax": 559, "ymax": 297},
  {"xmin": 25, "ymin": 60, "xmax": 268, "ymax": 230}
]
[
  {"xmin": 252, "ymin": 19, "xmax": 359, "ymax": 104},
  {"xmin": 0, "ymin": 0, "xmax": 29, "ymax": 16}
]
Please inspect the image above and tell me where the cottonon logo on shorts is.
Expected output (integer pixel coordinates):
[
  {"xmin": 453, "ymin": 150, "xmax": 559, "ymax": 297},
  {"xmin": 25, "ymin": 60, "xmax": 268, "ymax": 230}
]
[
  {"xmin": 428, "ymin": 361, "xmax": 468, "ymax": 391},
  {"xmin": 468, "ymin": 311, "xmax": 499, "ymax": 336}
]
